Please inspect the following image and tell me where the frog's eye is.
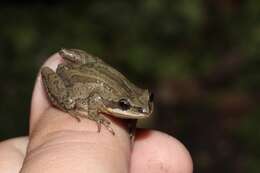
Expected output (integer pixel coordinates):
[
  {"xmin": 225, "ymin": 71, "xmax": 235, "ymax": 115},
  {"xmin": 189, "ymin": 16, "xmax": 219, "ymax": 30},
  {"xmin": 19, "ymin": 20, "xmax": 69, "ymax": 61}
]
[
  {"xmin": 149, "ymin": 92, "xmax": 154, "ymax": 102},
  {"xmin": 118, "ymin": 99, "xmax": 131, "ymax": 110}
]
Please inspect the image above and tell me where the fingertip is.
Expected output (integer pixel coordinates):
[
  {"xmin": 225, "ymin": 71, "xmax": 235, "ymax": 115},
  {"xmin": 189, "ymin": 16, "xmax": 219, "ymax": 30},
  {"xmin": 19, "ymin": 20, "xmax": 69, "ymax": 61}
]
[
  {"xmin": 131, "ymin": 130, "xmax": 193, "ymax": 173},
  {"xmin": 23, "ymin": 108, "xmax": 132, "ymax": 173}
]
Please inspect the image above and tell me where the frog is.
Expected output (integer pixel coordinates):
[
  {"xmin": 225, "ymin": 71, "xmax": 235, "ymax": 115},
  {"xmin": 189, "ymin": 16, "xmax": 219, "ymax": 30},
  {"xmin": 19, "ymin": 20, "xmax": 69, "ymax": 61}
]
[{"xmin": 41, "ymin": 48, "xmax": 153, "ymax": 135}]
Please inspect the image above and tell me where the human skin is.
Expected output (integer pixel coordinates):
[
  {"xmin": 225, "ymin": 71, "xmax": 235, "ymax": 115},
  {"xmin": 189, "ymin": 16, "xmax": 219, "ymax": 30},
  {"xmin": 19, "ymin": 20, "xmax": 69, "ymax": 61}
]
[{"xmin": 0, "ymin": 53, "xmax": 193, "ymax": 173}]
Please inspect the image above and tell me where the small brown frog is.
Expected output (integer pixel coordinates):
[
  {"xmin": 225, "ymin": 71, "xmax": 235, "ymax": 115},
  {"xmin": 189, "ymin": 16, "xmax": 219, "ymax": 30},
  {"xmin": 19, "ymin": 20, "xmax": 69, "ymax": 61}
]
[{"xmin": 41, "ymin": 49, "xmax": 153, "ymax": 135}]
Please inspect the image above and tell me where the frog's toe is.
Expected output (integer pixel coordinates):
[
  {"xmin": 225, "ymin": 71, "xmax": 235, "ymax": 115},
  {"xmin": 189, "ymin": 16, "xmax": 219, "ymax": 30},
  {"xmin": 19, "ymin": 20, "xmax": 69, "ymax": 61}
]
[
  {"xmin": 97, "ymin": 122, "xmax": 101, "ymax": 133},
  {"xmin": 100, "ymin": 119, "xmax": 115, "ymax": 135},
  {"xmin": 106, "ymin": 126, "xmax": 115, "ymax": 136},
  {"xmin": 68, "ymin": 111, "xmax": 82, "ymax": 122},
  {"xmin": 94, "ymin": 117, "xmax": 114, "ymax": 135}
]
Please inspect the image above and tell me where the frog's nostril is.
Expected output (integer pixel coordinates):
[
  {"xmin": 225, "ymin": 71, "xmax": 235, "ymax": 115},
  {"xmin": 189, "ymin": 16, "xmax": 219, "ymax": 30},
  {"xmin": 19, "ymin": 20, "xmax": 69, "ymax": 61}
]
[
  {"xmin": 137, "ymin": 107, "xmax": 143, "ymax": 113},
  {"xmin": 138, "ymin": 107, "xmax": 148, "ymax": 114}
]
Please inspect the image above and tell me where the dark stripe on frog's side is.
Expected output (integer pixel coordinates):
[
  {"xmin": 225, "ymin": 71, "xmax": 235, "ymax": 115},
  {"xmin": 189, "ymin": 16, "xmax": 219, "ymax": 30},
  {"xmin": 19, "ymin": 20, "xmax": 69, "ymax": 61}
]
[
  {"xmin": 92, "ymin": 63, "xmax": 136, "ymax": 92},
  {"xmin": 62, "ymin": 64, "xmax": 136, "ymax": 99},
  {"xmin": 70, "ymin": 74, "xmax": 120, "ymax": 97},
  {"xmin": 97, "ymin": 63, "xmax": 143, "ymax": 95},
  {"xmin": 78, "ymin": 62, "xmax": 141, "ymax": 96}
]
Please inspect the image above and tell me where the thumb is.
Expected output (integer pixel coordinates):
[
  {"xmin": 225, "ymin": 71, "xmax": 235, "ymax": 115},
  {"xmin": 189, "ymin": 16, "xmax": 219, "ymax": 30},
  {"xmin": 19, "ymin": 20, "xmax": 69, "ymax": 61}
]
[{"xmin": 20, "ymin": 52, "xmax": 131, "ymax": 173}]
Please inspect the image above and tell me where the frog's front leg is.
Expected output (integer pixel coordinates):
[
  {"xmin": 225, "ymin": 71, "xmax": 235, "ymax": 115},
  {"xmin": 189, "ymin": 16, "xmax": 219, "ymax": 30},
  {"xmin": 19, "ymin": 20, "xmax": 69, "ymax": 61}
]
[
  {"xmin": 41, "ymin": 67, "xmax": 76, "ymax": 114},
  {"xmin": 85, "ymin": 92, "xmax": 115, "ymax": 135}
]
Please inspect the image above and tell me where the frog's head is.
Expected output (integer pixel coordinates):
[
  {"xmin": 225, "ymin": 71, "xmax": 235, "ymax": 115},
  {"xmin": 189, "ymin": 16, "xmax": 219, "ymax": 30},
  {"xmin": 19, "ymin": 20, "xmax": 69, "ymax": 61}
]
[{"xmin": 105, "ymin": 89, "xmax": 154, "ymax": 119}]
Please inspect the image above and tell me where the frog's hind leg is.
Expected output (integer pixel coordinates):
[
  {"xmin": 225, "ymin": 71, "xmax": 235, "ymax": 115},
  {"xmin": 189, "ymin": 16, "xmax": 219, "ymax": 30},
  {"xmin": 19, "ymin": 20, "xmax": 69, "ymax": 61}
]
[
  {"xmin": 56, "ymin": 64, "xmax": 73, "ymax": 86},
  {"xmin": 59, "ymin": 48, "xmax": 102, "ymax": 65},
  {"xmin": 41, "ymin": 66, "xmax": 76, "ymax": 111}
]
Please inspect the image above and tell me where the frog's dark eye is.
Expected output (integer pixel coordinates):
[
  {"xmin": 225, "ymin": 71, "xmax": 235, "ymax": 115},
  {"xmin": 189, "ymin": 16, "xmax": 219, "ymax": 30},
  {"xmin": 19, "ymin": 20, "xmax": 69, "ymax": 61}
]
[
  {"xmin": 149, "ymin": 92, "xmax": 154, "ymax": 102},
  {"xmin": 118, "ymin": 99, "xmax": 131, "ymax": 110}
]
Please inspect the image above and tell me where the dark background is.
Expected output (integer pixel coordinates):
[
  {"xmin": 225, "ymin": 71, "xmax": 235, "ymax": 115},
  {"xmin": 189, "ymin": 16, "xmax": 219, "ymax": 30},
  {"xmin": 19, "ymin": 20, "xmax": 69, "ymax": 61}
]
[{"xmin": 0, "ymin": 0, "xmax": 259, "ymax": 172}]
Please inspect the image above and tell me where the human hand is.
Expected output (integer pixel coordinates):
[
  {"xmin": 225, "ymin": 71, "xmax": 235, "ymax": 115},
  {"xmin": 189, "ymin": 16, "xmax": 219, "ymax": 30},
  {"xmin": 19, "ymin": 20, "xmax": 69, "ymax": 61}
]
[{"xmin": 0, "ymin": 52, "xmax": 193, "ymax": 173}]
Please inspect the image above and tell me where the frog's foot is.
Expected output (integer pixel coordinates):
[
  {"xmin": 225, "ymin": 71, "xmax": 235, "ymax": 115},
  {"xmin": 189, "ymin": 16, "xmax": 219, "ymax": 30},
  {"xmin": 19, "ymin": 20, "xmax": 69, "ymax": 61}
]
[
  {"xmin": 95, "ymin": 114, "xmax": 115, "ymax": 136},
  {"xmin": 68, "ymin": 110, "xmax": 83, "ymax": 122},
  {"xmin": 68, "ymin": 109, "xmax": 115, "ymax": 135},
  {"xmin": 87, "ymin": 108, "xmax": 115, "ymax": 135},
  {"xmin": 59, "ymin": 48, "xmax": 102, "ymax": 65}
]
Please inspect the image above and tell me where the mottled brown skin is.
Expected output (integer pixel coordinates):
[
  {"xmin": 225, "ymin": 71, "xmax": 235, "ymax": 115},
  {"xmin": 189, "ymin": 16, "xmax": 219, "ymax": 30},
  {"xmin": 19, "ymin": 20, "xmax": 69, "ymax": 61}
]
[{"xmin": 41, "ymin": 49, "xmax": 153, "ymax": 135}]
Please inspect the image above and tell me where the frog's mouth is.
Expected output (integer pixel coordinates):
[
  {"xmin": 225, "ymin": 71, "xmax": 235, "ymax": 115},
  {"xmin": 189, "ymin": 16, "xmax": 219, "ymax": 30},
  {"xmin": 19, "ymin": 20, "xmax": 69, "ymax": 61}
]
[{"xmin": 106, "ymin": 107, "xmax": 150, "ymax": 119}]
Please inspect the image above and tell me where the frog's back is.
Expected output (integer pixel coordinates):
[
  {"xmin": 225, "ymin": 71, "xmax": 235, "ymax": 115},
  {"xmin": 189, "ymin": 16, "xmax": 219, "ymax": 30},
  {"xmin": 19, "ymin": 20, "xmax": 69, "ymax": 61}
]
[{"xmin": 76, "ymin": 61, "xmax": 143, "ymax": 99}]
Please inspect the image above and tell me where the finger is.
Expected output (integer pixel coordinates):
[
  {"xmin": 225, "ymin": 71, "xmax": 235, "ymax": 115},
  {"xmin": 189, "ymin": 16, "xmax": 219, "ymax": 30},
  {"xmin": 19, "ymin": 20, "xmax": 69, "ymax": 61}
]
[
  {"xmin": 21, "ymin": 51, "xmax": 131, "ymax": 173},
  {"xmin": 130, "ymin": 130, "xmax": 193, "ymax": 173},
  {"xmin": 30, "ymin": 53, "xmax": 63, "ymax": 133},
  {"xmin": 0, "ymin": 137, "xmax": 28, "ymax": 173}
]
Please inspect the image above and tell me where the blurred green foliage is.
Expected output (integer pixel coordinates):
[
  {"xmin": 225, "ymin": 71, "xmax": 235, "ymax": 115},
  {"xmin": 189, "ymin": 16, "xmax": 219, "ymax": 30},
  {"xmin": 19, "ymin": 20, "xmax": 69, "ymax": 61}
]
[{"xmin": 0, "ymin": 0, "xmax": 259, "ymax": 172}]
